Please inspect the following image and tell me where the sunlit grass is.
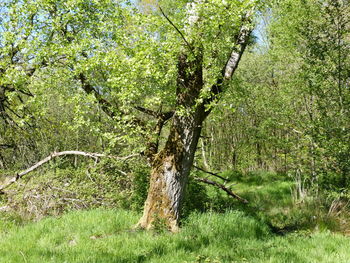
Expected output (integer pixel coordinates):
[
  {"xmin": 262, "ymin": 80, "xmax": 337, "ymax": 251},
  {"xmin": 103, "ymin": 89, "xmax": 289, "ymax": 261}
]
[
  {"xmin": 1, "ymin": 209, "xmax": 350, "ymax": 263},
  {"xmin": 1, "ymin": 171, "xmax": 349, "ymax": 262}
]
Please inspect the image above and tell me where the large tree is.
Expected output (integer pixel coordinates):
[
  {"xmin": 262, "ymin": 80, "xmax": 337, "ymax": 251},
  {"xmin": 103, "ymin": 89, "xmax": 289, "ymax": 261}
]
[
  {"xmin": 1, "ymin": 0, "xmax": 260, "ymax": 231},
  {"xmin": 137, "ymin": 1, "xmax": 257, "ymax": 231}
]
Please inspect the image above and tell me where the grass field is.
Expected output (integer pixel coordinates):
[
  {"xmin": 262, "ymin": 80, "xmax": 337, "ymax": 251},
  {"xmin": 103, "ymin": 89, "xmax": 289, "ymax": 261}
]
[
  {"xmin": 1, "ymin": 172, "xmax": 349, "ymax": 263},
  {"xmin": 1, "ymin": 209, "xmax": 350, "ymax": 263}
]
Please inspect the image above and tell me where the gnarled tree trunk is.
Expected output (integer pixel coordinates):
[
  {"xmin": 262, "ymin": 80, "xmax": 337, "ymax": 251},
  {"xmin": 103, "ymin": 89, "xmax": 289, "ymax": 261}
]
[{"xmin": 138, "ymin": 111, "xmax": 205, "ymax": 231}]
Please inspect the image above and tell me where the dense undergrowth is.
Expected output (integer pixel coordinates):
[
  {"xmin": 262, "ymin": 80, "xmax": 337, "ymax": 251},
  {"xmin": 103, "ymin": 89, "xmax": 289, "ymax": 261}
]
[{"xmin": 1, "ymin": 171, "xmax": 350, "ymax": 262}]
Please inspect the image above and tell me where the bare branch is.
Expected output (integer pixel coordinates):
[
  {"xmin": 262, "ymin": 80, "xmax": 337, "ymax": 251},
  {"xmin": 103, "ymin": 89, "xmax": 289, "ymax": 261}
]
[
  {"xmin": 134, "ymin": 106, "xmax": 159, "ymax": 118},
  {"xmin": 223, "ymin": 24, "xmax": 252, "ymax": 80},
  {"xmin": 204, "ymin": 10, "xmax": 255, "ymax": 110},
  {"xmin": 223, "ymin": 8, "xmax": 255, "ymax": 80},
  {"xmin": 0, "ymin": 151, "xmax": 140, "ymax": 192},
  {"xmin": 194, "ymin": 177, "xmax": 248, "ymax": 204},
  {"xmin": 193, "ymin": 165, "xmax": 230, "ymax": 182}
]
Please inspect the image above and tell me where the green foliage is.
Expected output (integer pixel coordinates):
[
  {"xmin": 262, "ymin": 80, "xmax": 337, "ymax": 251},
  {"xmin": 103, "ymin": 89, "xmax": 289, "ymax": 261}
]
[
  {"xmin": 269, "ymin": 0, "xmax": 350, "ymax": 196},
  {"xmin": 130, "ymin": 165, "xmax": 150, "ymax": 211},
  {"xmin": 1, "ymin": 0, "xmax": 350, "ymax": 244}
]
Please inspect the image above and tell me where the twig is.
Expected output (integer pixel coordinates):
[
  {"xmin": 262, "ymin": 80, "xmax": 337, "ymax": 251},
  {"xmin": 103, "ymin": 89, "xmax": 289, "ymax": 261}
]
[{"xmin": 194, "ymin": 177, "xmax": 248, "ymax": 204}]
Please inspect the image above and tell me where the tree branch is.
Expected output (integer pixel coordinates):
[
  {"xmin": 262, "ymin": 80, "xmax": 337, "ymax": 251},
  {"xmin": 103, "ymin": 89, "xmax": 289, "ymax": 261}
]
[
  {"xmin": 204, "ymin": 10, "xmax": 254, "ymax": 110},
  {"xmin": 158, "ymin": 5, "xmax": 195, "ymax": 55},
  {"xmin": 134, "ymin": 105, "xmax": 174, "ymax": 162},
  {"xmin": 223, "ymin": 24, "xmax": 252, "ymax": 80},
  {"xmin": 194, "ymin": 177, "xmax": 248, "ymax": 204},
  {"xmin": 134, "ymin": 106, "xmax": 159, "ymax": 118},
  {"xmin": 134, "ymin": 105, "xmax": 174, "ymax": 121},
  {"xmin": 193, "ymin": 165, "xmax": 230, "ymax": 182},
  {"xmin": 78, "ymin": 73, "xmax": 117, "ymax": 118},
  {"xmin": 0, "ymin": 151, "xmax": 139, "ymax": 192},
  {"xmin": 78, "ymin": 73, "xmax": 146, "ymax": 129}
]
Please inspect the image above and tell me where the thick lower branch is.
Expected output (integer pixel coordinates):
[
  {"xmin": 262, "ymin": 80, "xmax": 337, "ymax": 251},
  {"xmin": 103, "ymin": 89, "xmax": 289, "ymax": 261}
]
[{"xmin": 78, "ymin": 73, "xmax": 117, "ymax": 118}]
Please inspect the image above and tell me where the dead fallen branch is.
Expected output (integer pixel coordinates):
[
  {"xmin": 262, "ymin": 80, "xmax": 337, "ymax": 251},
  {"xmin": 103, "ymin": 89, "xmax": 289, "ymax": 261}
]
[
  {"xmin": 193, "ymin": 165, "xmax": 230, "ymax": 182},
  {"xmin": 0, "ymin": 151, "xmax": 139, "ymax": 192},
  {"xmin": 194, "ymin": 177, "xmax": 248, "ymax": 204}
]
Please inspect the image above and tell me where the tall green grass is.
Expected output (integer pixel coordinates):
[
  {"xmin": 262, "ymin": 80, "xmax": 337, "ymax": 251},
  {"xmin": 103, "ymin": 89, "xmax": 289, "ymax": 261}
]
[{"xmin": 1, "ymin": 209, "xmax": 350, "ymax": 263}]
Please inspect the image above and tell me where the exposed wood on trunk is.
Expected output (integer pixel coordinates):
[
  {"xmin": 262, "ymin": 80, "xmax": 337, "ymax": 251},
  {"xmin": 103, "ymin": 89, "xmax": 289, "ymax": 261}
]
[
  {"xmin": 137, "ymin": 112, "xmax": 205, "ymax": 232},
  {"xmin": 0, "ymin": 151, "xmax": 139, "ymax": 192},
  {"xmin": 194, "ymin": 177, "xmax": 248, "ymax": 204}
]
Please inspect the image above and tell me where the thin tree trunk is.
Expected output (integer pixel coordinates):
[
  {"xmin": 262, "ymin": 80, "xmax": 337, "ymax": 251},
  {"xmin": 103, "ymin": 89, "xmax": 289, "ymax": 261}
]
[{"xmin": 200, "ymin": 138, "xmax": 210, "ymax": 170}]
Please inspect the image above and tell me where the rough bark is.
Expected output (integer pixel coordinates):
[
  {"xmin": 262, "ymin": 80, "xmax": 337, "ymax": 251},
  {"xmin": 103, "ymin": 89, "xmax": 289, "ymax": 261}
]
[{"xmin": 137, "ymin": 118, "xmax": 204, "ymax": 231}]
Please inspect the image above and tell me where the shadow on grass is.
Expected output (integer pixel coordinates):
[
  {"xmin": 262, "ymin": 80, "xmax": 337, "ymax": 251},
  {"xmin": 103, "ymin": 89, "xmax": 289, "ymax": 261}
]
[{"xmin": 188, "ymin": 170, "xmax": 326, "ymax": 236}]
